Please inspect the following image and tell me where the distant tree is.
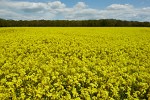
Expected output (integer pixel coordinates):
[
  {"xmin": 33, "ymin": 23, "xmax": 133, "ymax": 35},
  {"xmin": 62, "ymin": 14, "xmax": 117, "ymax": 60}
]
[{"xmin": 0, "ymin": 18, "xmax": 150, "ymax": 27}]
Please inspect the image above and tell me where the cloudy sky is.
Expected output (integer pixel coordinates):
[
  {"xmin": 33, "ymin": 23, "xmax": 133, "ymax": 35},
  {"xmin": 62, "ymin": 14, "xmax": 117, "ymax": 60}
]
[{"xmin": 0, "ymin": 0, "xmax": 150, "ymax": 21}]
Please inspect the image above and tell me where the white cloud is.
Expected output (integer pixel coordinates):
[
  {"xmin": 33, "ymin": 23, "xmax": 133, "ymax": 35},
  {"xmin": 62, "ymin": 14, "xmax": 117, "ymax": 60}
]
[
  {"xmin": 0, "ymin": 0, "xmax": 150, "ymax": 21},
  {"xmin": 48, "ymin": 1, "xmax": 66, "ymax": 9},
  {"xmin": 107, "ymin": 4, "xmax": 133, "ymax": 10},
  {"xmin": 74, "ymin": 2, "xmax": 87, "ymax": 9},
  {"xmin": 65, "ymin": 8, "xmax": 99, "ymax": 20},
  {"xmin": 0, "ymin": 0, "xmax": 66, "ymax": 20},
  {"xmin": 0, "ymin": 9, "xmax": 23, "ymax": 19}
]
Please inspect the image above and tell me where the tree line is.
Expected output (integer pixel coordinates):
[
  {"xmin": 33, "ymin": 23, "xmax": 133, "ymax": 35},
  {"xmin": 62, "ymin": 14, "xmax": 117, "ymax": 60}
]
[{"xmin": 0, "ymin": 18, "xmax": 150, "ymax": 27}]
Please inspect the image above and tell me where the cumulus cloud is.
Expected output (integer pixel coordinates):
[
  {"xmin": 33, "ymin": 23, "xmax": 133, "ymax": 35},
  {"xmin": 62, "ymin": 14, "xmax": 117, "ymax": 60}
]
[
  {"xmin": 48, "ymin": 1, "xmax": 66, "ymax": 9},
  {"xmin": 0, "ymin": 0, "xmax": 150, "ymax": 21},
  {"xmin": 0, "ymin": 0, "xmax": 65, "ymax": 20},
  {"xmin": 65, "ymin": 8, "xmax": 99, "ymax": 20},
  {"xmin": 74, "ymin": 2, "xmax": 87, "ymax": 9},
  {"xmin": 0, "ymin": 9, "xmax": 24, "ymax": 19},
  {"xmin": 107, "ymin": 4, "xmax": 133, "ymax": 10}
]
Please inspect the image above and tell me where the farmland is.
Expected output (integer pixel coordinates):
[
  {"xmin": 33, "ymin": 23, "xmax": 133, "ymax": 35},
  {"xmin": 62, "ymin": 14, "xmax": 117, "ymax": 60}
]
[{"xmin": 0, "ymin": 27, "xmax": 150, "ymax": 99}]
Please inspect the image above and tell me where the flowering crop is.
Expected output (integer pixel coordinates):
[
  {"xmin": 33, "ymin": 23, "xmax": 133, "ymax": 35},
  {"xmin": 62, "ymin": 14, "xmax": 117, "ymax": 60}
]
[{"xmin": 0, "ymin": 27, "xmax": 150, "ymax": 99}]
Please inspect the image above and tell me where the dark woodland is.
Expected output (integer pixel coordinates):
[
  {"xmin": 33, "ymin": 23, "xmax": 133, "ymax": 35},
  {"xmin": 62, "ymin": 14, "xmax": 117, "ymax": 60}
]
[{"xmin": 0, "ymin": 18, "xmax": 150, "ymax": 27}]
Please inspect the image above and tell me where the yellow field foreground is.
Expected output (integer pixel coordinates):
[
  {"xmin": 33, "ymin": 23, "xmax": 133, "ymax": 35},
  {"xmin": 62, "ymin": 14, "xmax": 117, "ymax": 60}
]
[{"xmin": 0, "ymin": 27, "xmax": 150, "ymax": 99}]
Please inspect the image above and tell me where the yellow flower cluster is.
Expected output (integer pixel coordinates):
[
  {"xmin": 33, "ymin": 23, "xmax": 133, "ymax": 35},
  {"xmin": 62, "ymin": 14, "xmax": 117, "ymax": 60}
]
[{"xmin": 0, "ymin": 27, "xmax": 150, "ymax": 99}]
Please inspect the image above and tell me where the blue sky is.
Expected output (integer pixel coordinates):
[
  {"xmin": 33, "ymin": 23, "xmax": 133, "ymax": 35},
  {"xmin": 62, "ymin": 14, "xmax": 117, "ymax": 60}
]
[
  {"xmin": 15, "ymin": 0, "xmax": 150, "ymax": 8},
  {"xmin": 0, "ymin": 0, "xmax": 150, "ymax": 21}
]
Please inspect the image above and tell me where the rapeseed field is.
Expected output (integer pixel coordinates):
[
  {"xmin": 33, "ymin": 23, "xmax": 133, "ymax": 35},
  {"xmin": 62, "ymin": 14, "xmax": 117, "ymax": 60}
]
[{"xmin": 0, "ymin": 27, "xmax": 150, "ymax": 99}]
